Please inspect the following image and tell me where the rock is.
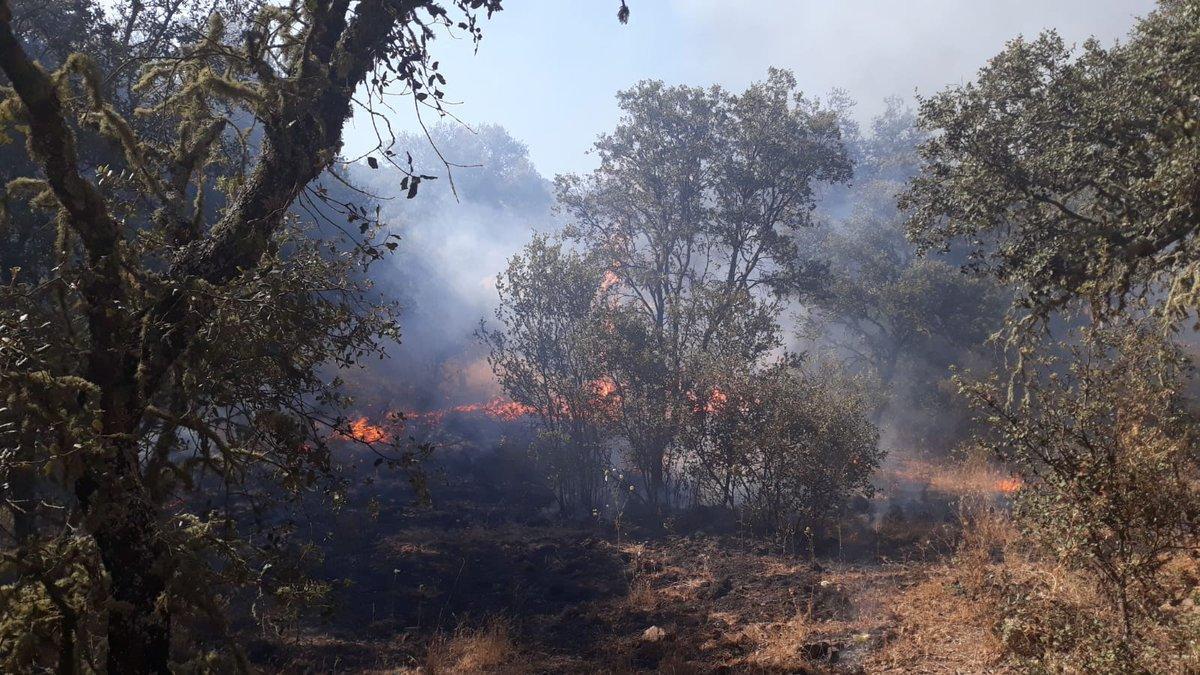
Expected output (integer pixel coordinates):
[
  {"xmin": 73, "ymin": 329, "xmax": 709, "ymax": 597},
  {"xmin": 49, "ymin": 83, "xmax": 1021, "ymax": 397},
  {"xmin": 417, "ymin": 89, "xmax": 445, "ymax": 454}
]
[{"xmin": 642, "ymin": 625, "xmax": 667, "ymax": 642}]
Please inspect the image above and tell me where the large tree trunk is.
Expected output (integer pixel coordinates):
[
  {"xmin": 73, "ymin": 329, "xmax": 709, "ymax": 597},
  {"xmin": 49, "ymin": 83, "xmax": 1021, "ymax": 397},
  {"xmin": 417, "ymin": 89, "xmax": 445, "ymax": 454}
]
[
  {"xmin": 98, "ymin": 512, "xmax": 171, "ymax": 674},
  {"xmin": 76, "ymin": 448, "xmax": 172, "ymax": 674}
]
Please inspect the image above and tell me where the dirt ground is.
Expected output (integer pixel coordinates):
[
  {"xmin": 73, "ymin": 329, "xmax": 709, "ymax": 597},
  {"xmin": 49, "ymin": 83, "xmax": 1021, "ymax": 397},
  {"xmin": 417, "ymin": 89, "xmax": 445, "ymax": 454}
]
[
  {"xmin": 254, "ymin": 524, "xmax": 1008, "ymax": 673},
  {"xmin": 242, "ymin": 448, "xmax": 1013, "ymax": 673}
]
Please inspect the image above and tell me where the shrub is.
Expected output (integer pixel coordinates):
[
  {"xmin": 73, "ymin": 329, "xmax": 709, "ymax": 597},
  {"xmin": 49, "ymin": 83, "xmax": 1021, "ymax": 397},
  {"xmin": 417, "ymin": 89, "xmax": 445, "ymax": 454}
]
[
  {"xmin": 960, "ymin": 323, "xmax": 1200, "ymax": 661},
  {"xmin": 683, "ymin": 363, "xmax": 882, "ymax": 540}
]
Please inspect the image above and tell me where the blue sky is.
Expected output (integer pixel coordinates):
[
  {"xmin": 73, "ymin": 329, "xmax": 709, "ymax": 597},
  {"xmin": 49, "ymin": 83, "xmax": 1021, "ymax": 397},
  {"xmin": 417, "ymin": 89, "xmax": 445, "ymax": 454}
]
[{"xmin": 344, "ymin": 0, "xmax": 1155, "ymax": 179}]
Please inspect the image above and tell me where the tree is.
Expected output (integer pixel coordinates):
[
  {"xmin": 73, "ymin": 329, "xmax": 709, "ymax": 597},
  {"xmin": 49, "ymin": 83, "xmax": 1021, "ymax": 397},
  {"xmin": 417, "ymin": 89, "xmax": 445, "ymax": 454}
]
[
  {"xmin": 903, "ymin": 5, "xmax": 1200, "ymax": 662},
  {"xmin": 901, "ymin": 1, "xmax": 1200, "ymax": 327},
  {"xmin": 807, "ymin": 184, "xmax": 1003, "ymax": 388},
  {"xmin": 555, "ymin": 69, "xmax": 851, "ymax": 507},
  {"xmin": 479, "ymin": 235, "xmax": 616, "ymax": 515},
  {"xmin": 803, "ymin": 100, "xmax": 1004, "ymax": 450},
  {"xmin": 735, "ymin": 364, "xmax": 880, "ymax": 538},
  {"xmin": 0, "ymin": 0, "xmax": 208, "ymax": 280},
  {"xmin": 960, "ymin": 323, "xmax": 1200, "ymax": 650},
  {"xmin": 680, "ymin": 359, "xmax": 881, "ymax": 537},
  {"xmin": 0, "ymin": 0, "xmax": 537, "ymax": 670}
]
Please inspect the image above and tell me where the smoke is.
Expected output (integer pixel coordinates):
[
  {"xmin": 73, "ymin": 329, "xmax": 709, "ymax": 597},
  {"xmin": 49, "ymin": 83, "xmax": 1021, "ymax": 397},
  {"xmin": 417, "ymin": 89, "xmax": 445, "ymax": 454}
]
[
  {"xmin": 345, "ymin": 123, "xmax": 557, "ymax": 414},
  {"xmin": 336, "ymin": 107, "xmax": 995, "ymax": 483},
  {"xmin": 671, "ymin": 0, "xmax": 1153, "ymax": 122},
  {"xmin": 341, "ymin": 1, "xmax": 1152, "ymax": 179}
]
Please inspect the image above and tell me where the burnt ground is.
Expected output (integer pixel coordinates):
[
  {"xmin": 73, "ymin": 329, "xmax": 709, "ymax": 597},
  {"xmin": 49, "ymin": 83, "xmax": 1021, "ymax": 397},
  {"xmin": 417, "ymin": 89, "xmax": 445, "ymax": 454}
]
[{"xmin": 247, "ymin": 447, "xmax": 1008, "ymax": 673}]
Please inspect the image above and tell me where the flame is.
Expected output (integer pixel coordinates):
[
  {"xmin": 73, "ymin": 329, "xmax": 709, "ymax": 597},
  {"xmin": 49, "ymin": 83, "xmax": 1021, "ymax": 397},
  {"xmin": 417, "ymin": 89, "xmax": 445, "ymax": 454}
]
[
  {"xmin": 885, "ymin": 458, "xmax": 1023, "ymax": 497},
  {"xmin": 584, "ymin": 377, "xmax": 622, "ymax": 419},
  {"xmin": 449, "ymin": 397, "xmax": 536, "ymax": 422},
  {"xmin": 705, "ymin": 387, "xmax": 728, "ymax": 414},
  {"xmin": 337, "ymin": 397, "xmax": 535, "ymax": 444},
  {"xmin": 344, "ymin": 417, "xmax": 390, "ymax": 444},
  {"xmin": 688, "ymin": 386, "xmax": 729, "ymax": 414},
  {"xmin": 591, "ymin": 377, "xmax": 618, "ymax": 400},
  {"xmin": 390, "ymin": 409, "xmax": 445, "ymax": 427},
  {"xmin": 600, "ymin": 270, "xmax": 621, "ymax": 292},
  {"xmin": 995, "ymin": 476, "xmax": 1023, "ymax": 495}
]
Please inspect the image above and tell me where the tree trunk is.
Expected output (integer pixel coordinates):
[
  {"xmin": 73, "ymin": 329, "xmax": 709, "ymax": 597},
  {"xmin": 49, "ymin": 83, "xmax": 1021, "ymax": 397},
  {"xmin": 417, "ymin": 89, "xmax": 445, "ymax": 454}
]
[
  {"xmin": 99, "ymin": 522, "xmax": 170, "ymax": 674},
  {"xmin": 649, "ymin": 449, "xmax": 665, "ymax": 511},
  {"xmin": 1116, "ymin": 584, "xmax": 1134, "ymax": 644},
  {"xmin": 76, "ymin": 453, "xmax": 172, "ymax": 674}
]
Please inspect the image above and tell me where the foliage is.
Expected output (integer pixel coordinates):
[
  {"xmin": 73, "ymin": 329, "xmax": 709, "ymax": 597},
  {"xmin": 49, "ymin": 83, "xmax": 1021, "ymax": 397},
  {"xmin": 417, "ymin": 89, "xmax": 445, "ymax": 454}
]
[
  {"xmin": 481, "ymin": 71, "xmax": 879, "ymax": 534},
  {"xmin": 959, "ymin": 323, "xmax": 1200, "ymax": 648},
  {"xmin": 372, "ymin": 122, "xmax": 553, "ymax": 211},
  {"xmin": 804, "ymin": 100, "xmax": 1004, "ymax": 452},
  {"xmin": 902, "ymin": 0, "xmax": 1200, "ymax": 327},
  {"xmin": 681, "ymin": 361, "xmax": 881, "ymax": 537},
  {"xmin": 908, "ymin": 3, "xmax": 1200, "ymax": 667},
  {"xmin": 553, "ymin": 69, "xmax": 852, "ymax": 507},
  {"xmin": 807, "ymin": 185, "xmax": 1003, "ymax": 386},
  {"xmin": 479, "ymin": 234, "xmax": 616, "ymax": 514},
  {"xmin": 0, "ymin": 0, "xmax": 511, "ymax": 670}
]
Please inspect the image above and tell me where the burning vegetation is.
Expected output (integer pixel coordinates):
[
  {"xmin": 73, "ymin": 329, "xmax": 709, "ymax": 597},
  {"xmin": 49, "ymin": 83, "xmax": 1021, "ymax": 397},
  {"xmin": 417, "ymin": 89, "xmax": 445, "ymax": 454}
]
[{"xmin": 3, "ymin": 1, "xmax": 1200, "ymax": 673}]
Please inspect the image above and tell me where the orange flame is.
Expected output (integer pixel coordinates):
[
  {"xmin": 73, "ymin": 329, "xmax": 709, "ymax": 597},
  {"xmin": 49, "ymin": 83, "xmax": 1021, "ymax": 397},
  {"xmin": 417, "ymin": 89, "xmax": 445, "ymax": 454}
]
[
  {"xmin": 600, "ymin": 270, "xmax": 621, "ymax": 292},
  {"xmin": 337, "ymin": 397, "xmax": 536, "ymax": 443},
  {"xmin": 585, "ymin": 377, "xmax": 622, "ymax": 419},
  {"xmin": 705, "ymin": 387, "xmax": 728, "ymax": 414},
  {"xmin": 688, "ymin": 386, "xmax": 729, "ymax": 414},
  {"xmin": 884, "ymin": 458, "xmax": 1023, "ymax": 497},
  {"xmin": 343, "ymin": 417, "xmax": 390, "ymax": 444},
  {"xmin": 591, "ymin": 377, "xmax": 618, "ymax": 399},
  {"xmin": 449, "ymin": 397, "xmax": 536, "ymax": 422},
  {"xmin": 996, "ymin": 477, "xmax": 1023, "ymax": 495}
]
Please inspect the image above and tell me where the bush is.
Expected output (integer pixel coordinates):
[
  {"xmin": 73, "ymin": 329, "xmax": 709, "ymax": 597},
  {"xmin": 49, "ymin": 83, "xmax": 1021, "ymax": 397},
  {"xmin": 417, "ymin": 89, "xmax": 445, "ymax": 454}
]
[
  {"xmin": 683, "ymin": 363, "xmax": 882, "ymax": 540},
  {"xmin": 960, "ymin": 323, "xmax": 1200, "ymax": 664}
]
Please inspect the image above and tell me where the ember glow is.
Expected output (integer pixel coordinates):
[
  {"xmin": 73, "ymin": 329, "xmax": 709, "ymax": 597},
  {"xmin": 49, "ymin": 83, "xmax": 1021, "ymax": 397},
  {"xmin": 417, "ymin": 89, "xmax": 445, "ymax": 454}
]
[
  {"xmin": 586, "ymin": 377, "xmax": 622, "ymax": 418},
  {"xmin": 600, "ymin": 270, "xmax": 621, "ymax": 292},
  {"xmin": 886, "ymin": 458, "xmax": 1024, "ymax": 498},
  {"xmin": 590, "ymin": 377, "xmax": 619, "ymax": 400},
  {"xmin": 688, "ymin": 386, "xmax": 730, "ymax": 414},
  {"xmin": 705, "ymin": 387, "xmax": 728, "ymax": 414}
]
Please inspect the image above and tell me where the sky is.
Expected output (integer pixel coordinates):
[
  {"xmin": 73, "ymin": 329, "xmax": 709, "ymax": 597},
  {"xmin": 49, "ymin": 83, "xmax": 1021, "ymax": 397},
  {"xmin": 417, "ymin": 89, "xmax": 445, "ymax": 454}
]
[{"xmin": 345, "ymin": 0, "xmax": 1155, "ymax": 180}]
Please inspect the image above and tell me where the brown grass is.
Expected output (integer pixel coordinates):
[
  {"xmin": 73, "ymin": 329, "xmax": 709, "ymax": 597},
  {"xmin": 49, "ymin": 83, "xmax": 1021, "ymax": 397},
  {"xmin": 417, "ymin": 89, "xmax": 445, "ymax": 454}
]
[
  {"xmin": 882, "ymin": 446, "xmax": 1023, "ymax": 501},
  {"xmin": 862, "ymin": 564, "xmax": 1014, "ymax": 673},
  {"xmin": 625, "ymin": 575, "xmax": 657, "ymax": 611},
  {"xmin": 861, "ymin": 455, "xmax": 1023, "ymax": 672},
  {"xmin": 738, "ymin": 614, "xmax": 815, "ymax": 670},
  {"xmin": 894, "ymin": 458, "xmax": 1200, "ymax": 674},
  {"xmin": 421, "ymin": 618, "xmax": 516, "ymax": 674}
]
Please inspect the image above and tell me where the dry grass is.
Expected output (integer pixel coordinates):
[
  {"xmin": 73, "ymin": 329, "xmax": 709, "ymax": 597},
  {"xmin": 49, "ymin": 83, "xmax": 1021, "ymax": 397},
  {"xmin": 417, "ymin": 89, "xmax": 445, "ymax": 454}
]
[
  {"xmin": 739, "ymin": 614, "xmax": 814, "ymax": 670},
  {"xmin": 421, "ymin": 619, "xmax": 516, "ymax": 674},
  {"xmin": 884, "ymin": 447, "xmax": 1022, "ymax": 500},
  {"xmin": 316, "ymin": 458, "xmax": 1199, "ymax": 673},
  {"xmin": 862, "ymin": 564, "xmax": 1014, "ymax": 674},
  {"xmin": 951, "ymin": 539, "xmax": 1200, "ymax": 672},
  {"xmin": 861, "ymin": 456, "xmax": 1023, "ymax": 672},
  {"xmin": 625, "ymin": 575, "xmax": 657, "ymax": 611},
  {"xmin": 903, "ymin": 465, "xmax": 1200, "ymax": 674}
]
